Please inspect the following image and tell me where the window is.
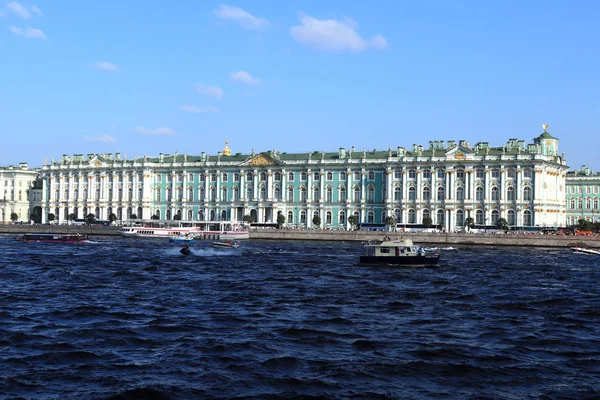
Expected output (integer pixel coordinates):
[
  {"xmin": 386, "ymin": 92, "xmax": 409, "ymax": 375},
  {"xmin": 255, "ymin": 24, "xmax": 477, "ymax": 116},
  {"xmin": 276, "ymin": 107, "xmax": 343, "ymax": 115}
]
[
  {"xmin": 340, "ymin": 171, "xmax": 347, "ymax": 180},
  {"xmin": 210, "ymin": 188, "xmax": 216, "ymax": 201},
  {"xmin": 409, "ymin": 187, "xmax": 416, "ymax": 201},
  {"xmin": 246, "ymin": 186, "xmax": 253, "ymax": 200},
  {"xmin": 491, "ymin": 168, "xmax": 500, "ymax": 179},
  {"xmin": 476, "ymin": 186, "xmax": 484, "ymax": 201},
  {"xmin": 233, "ymin": 187, "xmax": 239, "ymax": 200},
  {"xmin": 368, "ymin": 171, "xmax": 375, "ymax": 180},
  {"xmin": 408, "ymin": 169, "xmax": 416, "ymax": 179},
  {"xmin": 408, "ymin": 209, "xmax": 416, "ymax": 223},
  {"xmin": 523, "ymin": 168, "xmax": 532, "ymax": 178},
  {"xmin": 301, "ymin": 172, "xmax": 307, "ymax": 181},
  {"xmin": 523, "ymin": 210, "xmax": 532, "ymax": 226},
  {"xmin": 456, "ymin": 169, "xmax": 464, "ymax": 179},
  {"xmin": 234, "ymin": 173, "xmax": 240, "ymax": 182},
  {"xmin": 246, "ymin": 172, "xmax": 253, "ymax": 181},
  {"xmin": 288, "ymin": 210, "xmax": 294, "ymax": 224},
  {"xmin": 507, "ymin": 186, "xmax": 515, "ymax": 201},
  {"xmin": 313, "ymin": 186, "xmax": 320, "ymax": 201},
  {"xmin": 313, "ymin": 172, "xmax": 320, "ymax": 181},
  {"xmin": 339, "ymin": 186, "xmax": 346, "ymax": 201},
  {"xmin": 437, "ymin": 186, "xmax": 445, "ymax": 201},
  {"xmin": 222, "ymin": 173, "xmax": 228, "ymax": 182},
  {"xmin": 507, "ymin": 210, "xmax": 516, "ymax": 226},
  {"xmin": 476, "ymin": 209, "xmax": 484, "ymax": 225},
  {"xmin": 395, "ymin": 169, "xmax": 402, "ymax": 179},
  {"xmin": 274, "ymin": 172, "xmax": 281, "ymax": 181},
  {"xmin": 569, "ymin": 198, "xmax": 575, "ymax": 209},
  {"xmin": 491, "ymin": 210, "xmax": 499, "ymax": 225},
  {"xmin": 422, "ymin": 169, "xmax": 431, "ymax": 179},
  {"xmin": 491, "ymin": 186, "xmax": 500, "ymax": 201},
  {"xmin": 300, "ymin": 210, "xmax": 306, "ymax": 224},
  {"xmin": 523, "ymin": 186, "xmax": 532, "ymax": 201},
  {"xmin": 507, "ymin": 168, "xmax": 516, "ymax": 179},
  {"xmin": 288, "ymin": 187, "xmax": 294, "ymax": 202},
  {"xmin": 367, "ymin": 211, "xmax": 374, "ymax": 223},
  {"xmin": 394, "ymin": 187, "xmax": 402, "ymax": 201},
  {"xmin": 326, "ymin": 187, "xmax": 332, "ymax": 203},
  {"xmin": 301, "ymin": 187, "xmax": 307, "ymax": 201},
  {"xmin": 188, "ymin": 188, "xmax": 194, "ymax": 201},
  {"xmin": 353, "ymin": 186, "xmax": 360, "ymax": 202},
  {"xmin": 260, "ymin": 172, "xmax": 267, "ymax": 181},
  {"xmin": 260, "ymin": 186, "xmax": 266, "ymax": 200},
  {"xmin": 288, "ymin": 172, "xmax": 294, "ymax": 181},
  {"xmin": 456, "ymin": 187, "xmax": 464, "ymax": 201},
  {"xmin": 437, "ymin": 169, "xmax": 445, "ymax": 179},
  {"xmin": 476, "ymin": 168, "xmax": 484, "ymax": 179},
  {"xmin": 455, "ymin": 210, "xmax": 464, "ymax": 227},
  {"xmin": 188, "ymin": 173, "xmax": 194, "ymax": 182},
  {"xmin": 326, "ymin": 171, "xmax": 332, "ymax": 181},
  {"xmin": 354, "ymin": 172, "xmax": 361, "ymax": 180},
  {"xmin": 422, "ymin": 187, "xmax": 430, "ymax": 201},
  {"xmin": 339, "ymin": 211, "xmax": 346, "ymax": 225},
  {"xmin": 326, "ymin": 211, "xmax": 332, "ymax": 224},
  {"xmin": 274, "ymin": 186, "xmax": 281, "ymax": 200},
  {"xmin": 221, "ymin": 187, "xmax": 227, "ymax": 201},
  {"xmin": 367, "ymin": 187, "xmax": 375, "ymax": 202}
]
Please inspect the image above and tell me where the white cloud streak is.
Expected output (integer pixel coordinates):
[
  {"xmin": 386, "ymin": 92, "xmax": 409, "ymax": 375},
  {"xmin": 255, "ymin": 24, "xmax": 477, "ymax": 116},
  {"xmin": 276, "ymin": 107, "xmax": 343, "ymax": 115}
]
[
  {"xmin": 9, "ymin": 25, "xmax": 46, "ymax": 39},
  {"xmin": 6, "ymin": 1, "xmax": 40, "ymax": 18},
  {"xmin": 214, "ymin": 5, "xmax": 269, "ymax": 31},
  {"xmin": 133, "ymin": 126, "xmax": 176, "ymax": 136},
  {"xmin": 229, "ymin": 70, "xmax": 260, "ymax": 85},
  {"xmin": 92, "ymin": 61, "xmax": 118, "ymax": 71},
  {"xmin": 290, "ymin": 14, "xmax": 387, "ymax": 52},
  {"xmin": 84, "ymin": 135, "xmax": 117, "ymax": 143},
  {"xmin": 195, "ymin": 83, "xmax": 223, "ymax": 99},
  {"xmin": 181, "ymin": 105, "xmax": 218, "ymax": 114}
]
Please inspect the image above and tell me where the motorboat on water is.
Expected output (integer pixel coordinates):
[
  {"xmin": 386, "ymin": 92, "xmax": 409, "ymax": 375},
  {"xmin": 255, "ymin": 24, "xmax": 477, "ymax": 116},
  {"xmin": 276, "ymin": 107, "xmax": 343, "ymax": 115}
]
[
  {"xmin": 212, "ymin": 240, "xmax": 240, "ymax": 248},
  {"xmin": 169, "ymin": 233, "xmax": 196, "ymax": 244},
  {"xmin": 180, "ymin": 245, "xmax": 192, "ymax": 255},
  {"xmin": 359, "ymin": 237, "xmax": 440, "ymax": 266},
  {"xmin": 19, "ymin": 233, "xmax": 90, "ymax": 243},
  {"xmin": 119, "ymin": 219, "xmax": 249, "ymax": 240},
  {"xmin": 571, "ymin": 246, "xmax": 600, "ymax": 255}
]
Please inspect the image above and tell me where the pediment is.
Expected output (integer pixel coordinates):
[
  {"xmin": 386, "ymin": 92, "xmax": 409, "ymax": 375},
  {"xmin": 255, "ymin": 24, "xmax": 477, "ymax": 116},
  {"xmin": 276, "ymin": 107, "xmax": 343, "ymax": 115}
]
[
  {"xmin": 88, "ymin": 155, "xmax": 106, "ymax": 167},
  {"xmin": 240, "ymin": 152, "xmax": 282, "ymax": 167},
  {"xmin": 445, "ymin": 146, "xmax": 474, "ymax": 160}
]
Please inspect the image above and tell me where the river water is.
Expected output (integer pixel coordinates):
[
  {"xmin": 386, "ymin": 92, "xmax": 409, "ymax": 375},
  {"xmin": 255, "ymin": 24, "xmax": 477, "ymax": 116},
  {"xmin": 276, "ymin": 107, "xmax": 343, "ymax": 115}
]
[{"xmin": 1, "ymin": 235, "xmax": 599, "ymax": 399}]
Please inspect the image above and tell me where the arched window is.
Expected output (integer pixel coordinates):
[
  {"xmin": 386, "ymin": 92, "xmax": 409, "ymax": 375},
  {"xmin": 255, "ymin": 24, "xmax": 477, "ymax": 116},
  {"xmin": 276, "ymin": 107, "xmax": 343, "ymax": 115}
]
[
  {"xmin": 455, "ymin": 209, "xmax": 464, "ymax": 227},
  {"xmin": 300, "ymin": 187, "xmax": 307, "ymax": 201},
  {"xmin": 260, "ymin": 186, "xmax": 266, "ymax": 200},
  {"xmin": 246, "ymin": 186, "xmax": 253, "ymax": 200},
  {"xmin": 476, "ymin": 209, "xmax": 484, "ymax": 225},
  {"xmin": 260, "ymin": 172, "xmax": 267, "ymax": 181},
  {"xmin": 339, "ymin": 210, "xmax": 346, "ymax": 225},
  {"xmin": 367, "ymin": 210, "xmax": 374, "ymax": 223},
  {"xmin": 437, "ymin": 186, "xmax": 445, "ymax": 201},
  {"xmin": 246, "ymin": 172, "xmax": 253, "ymax": 181},
  {"xmin": 491, "ymin": 186, "xmax": 500, "ymax": 201},
  {"xmin": 408, "ymin": 209, "xmax": 416, "ymax": 223},
  {"xmin": 313, "ymin": 186, "xmax": 320, "ymax": 201},
  {"xmin": 422, "ymin": 209, "xmax": 430, "ymax": 223},
  {"xmin": 507, "ymin": 209, "xmax": 516, "ymax": 226},
  {"xmin": 523, "ymin": 186, "xmax": 532, "ymax": 201},
  {"xmin": 326, "ymin": 211, "xmax": 332, "ymax": 224},
  {"xmin": 274, "ymin": 186, "xmax": 281, "ymax": 200},
  {"xmin": 234, "ymin": 173, "xmax": 240, "ymax": 181},
  {"xmin": 340, "ymin": 171, "xmax": 346, "ymax": 180},
  {"xmin": 199, "ymin": 187, "xmax": 205, "ymax": 200},
  {"xmin": 368, "ymin": 171, "xmax": 375, "ymax": 180},
  {"xmin": 188, "ymin": 188, "xmax": 194, "ymax": 201},
  {"xmin": 313, "ymin": 172, "xmax": 320, "ymax": 181},
  {"xmin": 476, "ymin": 186, "xmax": 484, "ymax": 201},
  {"xmin": 395, "ymin": 187, "xmax": 402, "ymax": 201},
  {"xmin": 367, "ymin": 186, "xmax": 375, "ymax": 202},
  {"xmin": 422, "ymin": 186, "xmax": 430, "ymax": 201},
  {"xmin": 507, "ymin": 186, "xmax": 515, "ymax": 201},
  {"xmin": 288, "ymin": 172, "xmax": 294, "ymax": 181},
  {"xmin": 409, "ymin": 187, "xmax": 416, "ymax": 201},
  {"xmin": 394, "ymin": 208, "xmax": 402, "ymax": 222},
  {"xmin": 95, "ymin": 188, "xmax": 100, "ymax": 201},
  {"xmin": 274, "ymin": 172, "xmax": 281, "ymax": 181},
  {"xmin": 339, "ymin": 186, "xmax": 346, "ymax": 202},
  {"xmin": 354, "ymin": 171, "xmax": 361, "ymax": 180},
  {"xmin": 221, "ymin": 187, "xmax": 227, "ymax": 201},
  {"xmin": 491, "ymin": 210, "xmax": 500, "ymax": 225},
  {"xmin": 301, "ymin": 172, "xmax": 307, "ymax": 181},
  {"xmin": 523, "ymin": 210, "xmax": 532, "ymax": 226},
  {"xmin": 353, "ymin": 186, "xmax": 360, "ymax": 202},
  {"xmin": 210, "ymin": 209, "xmax": 216, "ymax": 220},
  {"xmin": 326, "ymin": 187, "xmax": 332, "ymax": 202},
  {"xmin": 326, "ymin": 171, "xmax": 333, "ymax": 180},
  {"xmin": 456, "ymin": 187, "xmax": 464, "ymax": 201},
  {"xmin": 288, "ymin": 186, "xmax": 294, "ymax": 202},
  {"xmin": 300, "ymin": 210, "xmax": 307, "ymax": 223},
  {"xmin": 210, "ymin": 188, "xmax": 216, "ymax": 201},
  {"xmin": 287, "ymin": 210, "xmax": 294, "ymax": 223},
  {"xmin": 436, "ymin": 210, "xmax": 444, "ymax": 226},
  {"xmin": 233, "ymin": 187, "xmax": 239, "ymax": 200}
]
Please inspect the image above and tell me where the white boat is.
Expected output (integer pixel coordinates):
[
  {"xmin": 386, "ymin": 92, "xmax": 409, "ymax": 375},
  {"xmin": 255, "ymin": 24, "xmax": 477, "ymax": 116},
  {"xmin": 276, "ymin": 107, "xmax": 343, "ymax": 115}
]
[
  {"xmin": 360, "ymin": 237, "xmax": 440, "ymax": 267},
  {"xmin": 119, "ymin": 219, "xmax": 249, "ymax": 240},
  {"xmin": 212, "ymin": 240, "xmax": 240, "ymax": 248},
  {"xmin": 571, "ymin": 246, "xmax": 600, "ymax": 255}
]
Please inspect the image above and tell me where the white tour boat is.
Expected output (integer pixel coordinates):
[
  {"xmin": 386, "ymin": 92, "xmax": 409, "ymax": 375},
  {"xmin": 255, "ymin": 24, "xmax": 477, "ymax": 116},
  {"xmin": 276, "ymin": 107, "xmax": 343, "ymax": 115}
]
[
  {"xmin": 119, "ymin": 219, "xmax": 249, "ymax": 240},
  {"xmin": 571, "ymin": 246, "xmax": 600, "ymax": 255}
]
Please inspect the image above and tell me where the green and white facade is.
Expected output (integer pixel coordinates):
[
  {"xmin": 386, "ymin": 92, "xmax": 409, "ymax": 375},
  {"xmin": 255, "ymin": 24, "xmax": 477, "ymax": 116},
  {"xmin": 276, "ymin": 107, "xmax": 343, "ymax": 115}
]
[
  {"xmin": 39, "ymin": 129, "xmax": 569, "ymax": 231},
  {"xmin": 565, "ymin": 165, "xmax": 600, "ymax": 225}
]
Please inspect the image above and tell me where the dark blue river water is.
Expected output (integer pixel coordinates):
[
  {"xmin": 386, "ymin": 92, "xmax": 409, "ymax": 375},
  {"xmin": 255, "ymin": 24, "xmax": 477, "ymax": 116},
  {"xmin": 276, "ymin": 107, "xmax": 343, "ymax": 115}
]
[{"xmin": 1, "ymin": 234, "xmax": 599, "ymax": 400}]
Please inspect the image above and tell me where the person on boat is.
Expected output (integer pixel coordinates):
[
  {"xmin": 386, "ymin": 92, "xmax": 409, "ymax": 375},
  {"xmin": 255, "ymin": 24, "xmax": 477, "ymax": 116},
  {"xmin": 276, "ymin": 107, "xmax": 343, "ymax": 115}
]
[{"xmin": 417, "ymin": 247, "xmax": 424, "ymax": 255}]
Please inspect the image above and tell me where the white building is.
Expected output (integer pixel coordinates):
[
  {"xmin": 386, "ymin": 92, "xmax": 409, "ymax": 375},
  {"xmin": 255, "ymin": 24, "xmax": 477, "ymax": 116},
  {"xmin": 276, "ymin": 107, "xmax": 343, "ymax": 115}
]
[{"xmin": 0, "ymin": 163, "xmax": 38, "ymax": 224}]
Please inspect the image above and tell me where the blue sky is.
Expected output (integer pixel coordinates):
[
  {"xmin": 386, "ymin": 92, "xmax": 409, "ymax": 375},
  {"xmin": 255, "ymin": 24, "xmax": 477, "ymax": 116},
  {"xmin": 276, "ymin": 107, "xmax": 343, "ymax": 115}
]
[{"xmin": 1, "ymin": 1, "xmax": 599, "ymax": 170}]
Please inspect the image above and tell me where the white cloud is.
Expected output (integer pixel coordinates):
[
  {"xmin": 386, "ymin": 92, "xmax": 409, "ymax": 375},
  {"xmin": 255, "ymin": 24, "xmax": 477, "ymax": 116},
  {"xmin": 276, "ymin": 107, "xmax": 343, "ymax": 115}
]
[
  {"xmin": 195, "ymin": 83, "xmax": 223, "ymax": 99},
  {"xmin": 92, "ymin": 62, "xmax": 118, "ymax": 71},
  {"xmin": 133, "ymin": 126, "xmax": 175, "ymax": 136},
  {"xmin": 181, "ymin": 105, "xmax": 218, "ymax": 114},
  {"xmin": 84, "ymin": 135, "xmax": 116, "ymax": 143},
  {"xmin": 6, "ymin": 1, "xmax": 37, "ymax": 18},
  {"xmin": 229, "ymin": 70, "xmax": 260, "ymax": 85},
  {"xmin": 290, "ymin": 14, "xmax": 387, "ymax": 52},
  {"xmin": 214, "ymin": 5, "xmax": 269, "ymax": 31},
  {"xmin": 9, "ymin": 25, "xmax": 46, "ymax": 39}
]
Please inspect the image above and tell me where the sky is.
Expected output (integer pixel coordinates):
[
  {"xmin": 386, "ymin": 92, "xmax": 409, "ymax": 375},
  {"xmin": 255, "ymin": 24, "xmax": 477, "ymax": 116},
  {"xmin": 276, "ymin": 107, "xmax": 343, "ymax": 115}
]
[{"xmin": 1, "ymin": 1, "xmax": 599, "ymax": 170}]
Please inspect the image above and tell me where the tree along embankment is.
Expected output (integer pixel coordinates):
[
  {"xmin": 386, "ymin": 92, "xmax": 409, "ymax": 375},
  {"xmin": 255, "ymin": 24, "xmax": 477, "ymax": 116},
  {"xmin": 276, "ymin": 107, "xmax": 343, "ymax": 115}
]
[{"xmin": 1, "ymin": 224, "xmax": 598, "ymax": 248}]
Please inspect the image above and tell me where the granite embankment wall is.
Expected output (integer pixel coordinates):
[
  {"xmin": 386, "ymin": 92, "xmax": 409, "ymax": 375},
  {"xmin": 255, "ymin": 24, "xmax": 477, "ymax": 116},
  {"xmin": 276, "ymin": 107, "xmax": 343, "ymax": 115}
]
[{"xmin": 1, "ymin": 225, "xmax": 600, "ymax": 248}]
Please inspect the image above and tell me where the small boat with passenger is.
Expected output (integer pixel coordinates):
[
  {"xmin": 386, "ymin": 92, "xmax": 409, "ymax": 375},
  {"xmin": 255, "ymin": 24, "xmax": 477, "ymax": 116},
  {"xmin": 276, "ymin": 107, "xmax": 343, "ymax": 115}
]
[
  {"xmin": 359, "ymin": 237, "xmax": 440, "ymax": 267},
  {"xmin": 212, "ymin": 240, "xmax": 240, "ymax": 248},
  {"xmin": 571, "ymin": 246, "xmax": 600, "ymax": 255},
  {"xmin": 19, "ymin": 233, "xmax": 90, "ymax": 243},
  {"xmin": 169, "ymin": 232, "xmax": 196, "ymax": 244}
]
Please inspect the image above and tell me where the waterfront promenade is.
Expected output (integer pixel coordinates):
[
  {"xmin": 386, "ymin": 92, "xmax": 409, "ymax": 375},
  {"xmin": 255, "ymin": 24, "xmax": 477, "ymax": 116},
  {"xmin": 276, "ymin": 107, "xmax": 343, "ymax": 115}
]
[{"xmin": 1, "ymin": 224, "xmax": 599, "ymax": 248}]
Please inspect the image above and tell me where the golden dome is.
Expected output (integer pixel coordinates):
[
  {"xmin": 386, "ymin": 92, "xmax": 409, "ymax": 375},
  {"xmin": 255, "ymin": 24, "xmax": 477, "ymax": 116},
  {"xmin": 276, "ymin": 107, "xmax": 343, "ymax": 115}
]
[{"xmin": 222, "ymin": 138, "xmax": 231, "ymax": 156}]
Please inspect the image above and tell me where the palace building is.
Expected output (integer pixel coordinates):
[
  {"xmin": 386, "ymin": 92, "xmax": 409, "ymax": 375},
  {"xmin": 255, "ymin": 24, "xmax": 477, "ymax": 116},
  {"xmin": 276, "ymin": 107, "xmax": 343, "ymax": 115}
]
[
  {"xmin": 0, "ymin": 163, "xmax": 38, "ymax": 224},
  {"xmin": 566, "ymin": 165, "xmax": 600, "ymax": 225},
  {"xmin": 38, "ymin": 127, "xmax": 569, "ymax": 231}
]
